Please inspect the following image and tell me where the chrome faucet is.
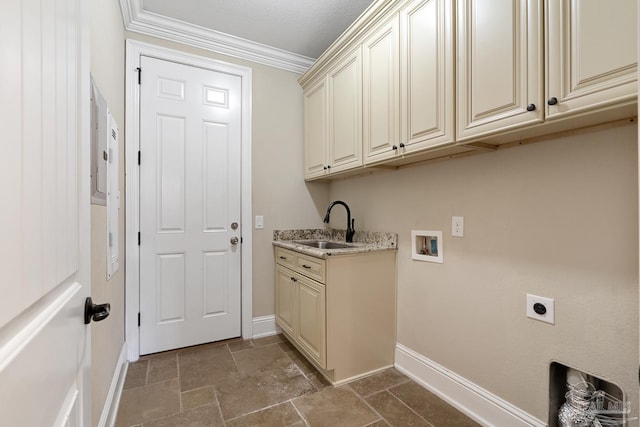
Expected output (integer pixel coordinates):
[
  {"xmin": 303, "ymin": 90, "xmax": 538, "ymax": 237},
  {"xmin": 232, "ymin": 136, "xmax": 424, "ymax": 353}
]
[{"xmin": 323, "ymin": 200, "xmax": 355, "ymax": 243}]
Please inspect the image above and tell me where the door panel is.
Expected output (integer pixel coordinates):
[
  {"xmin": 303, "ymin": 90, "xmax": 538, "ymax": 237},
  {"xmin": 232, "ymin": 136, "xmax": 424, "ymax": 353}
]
[
  {"xmin": 296, "ymin": 276, "xmax": 326, "ymax": 367},
  {"xmin": 0, "ymin": 0, "xmax": 91, "ymax": 424},
  {"xmin": 546, "ymin": 0, "xmax": 638, "ymax": 118},
  {"xmin": 457, "ymin": 0, "xmax": 543, "ymax": 140},
  {"xmin": 139, "ymin": 56, "xmax": 242, "ymax": 354}
]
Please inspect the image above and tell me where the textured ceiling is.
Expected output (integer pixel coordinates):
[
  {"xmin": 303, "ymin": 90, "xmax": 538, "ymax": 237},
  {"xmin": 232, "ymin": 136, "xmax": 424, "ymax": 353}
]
[{"xmin": 141, "ymin": 0, "xmax": 377, "ymax": 59}]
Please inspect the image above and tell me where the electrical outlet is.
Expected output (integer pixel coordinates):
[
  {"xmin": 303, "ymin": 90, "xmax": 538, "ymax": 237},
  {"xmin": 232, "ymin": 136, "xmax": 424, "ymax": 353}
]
[
  {"xmin": 452, "ymin": 216, "xmax": 464, "ymax": 237},
  {"xmin": 526, "ymin": 294, "xmax": 554, "ymax": 324},
  {"xmin": 255, "ymin": 215, "xmax": 264, "ymax": 229}
]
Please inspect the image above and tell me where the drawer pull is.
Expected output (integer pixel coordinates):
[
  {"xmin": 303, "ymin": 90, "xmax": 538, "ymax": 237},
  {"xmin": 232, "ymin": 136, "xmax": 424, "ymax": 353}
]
[
  {"xmin": 302, "ymin": 264, "xmax": 312, "ymax": 269},
  {"xmin": 279, "ymin": 256, "xmax": 287, "ymax": 260}
]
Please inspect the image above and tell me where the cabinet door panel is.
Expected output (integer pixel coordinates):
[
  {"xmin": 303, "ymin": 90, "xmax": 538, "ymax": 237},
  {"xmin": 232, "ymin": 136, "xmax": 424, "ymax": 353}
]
[
  {"xmin": 296, "ymin": 277, "xmax": 326, "ymax": 367},
  {"xmin": 363, "ymin": 16, "xmax": 400, "ymax": 163},
  {"xmin": 400, "ymin": 0, "xmax": 454, "ymax": 152},
  {"xmin": 328, "ymin": 47, "xmax": 363, "ymax": 172},
  {"xmin": 546, "ymin": 0, "xmax": 637, "ymax": 118},
  {"xmin": 457, "ymin": 0, "xmax": 543, "ymax": 140},
  {"xmin": 304, "ymin": 79, "xmax": 328, "ymax": 178},
  {"xmin": 275, "ymin": 266, "xmax": 295, "ymax": 336}
]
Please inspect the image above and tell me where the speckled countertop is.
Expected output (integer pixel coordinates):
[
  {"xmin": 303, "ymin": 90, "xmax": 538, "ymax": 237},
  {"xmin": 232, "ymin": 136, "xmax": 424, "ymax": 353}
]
[{"xmin": 273, "ymin": 229, "xmax": 397, "ymax": 259}]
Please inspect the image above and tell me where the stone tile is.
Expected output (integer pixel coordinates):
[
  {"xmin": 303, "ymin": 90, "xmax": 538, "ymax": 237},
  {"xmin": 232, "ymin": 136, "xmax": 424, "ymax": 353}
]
[
  {"xmin": 349, "ymin": 368, "xmax": 410, "ymax": 397},
  {"xmin": 178, "ymin": 343, "xmax": 239, "ymax": 392},
  {"xmin": 227, "ymin": 340, "xmax": 254, "ymax": 353},
  {"xmin": 232, "ymin": 343, "xmax": 293, "ymax": 375},
  {"xmin": 286, "ymin": 349, "xmax": 316, "ymax": 375},
  {"xmin": 182, "ymin": 386, "xmax": 216, "ymax": 411},
  {"xmin": 225, "ymin": 402, "xmax": 303, "ymax": 427},
  {"xmin": 115, "ymin": 379, "xmax": 180, "ymax": 426},
  {"xmin": 389, "ymin": 381, "xmax": 479, "ymax": 426},
  {"xmin": 124, "ymin": 360, "xmax": 149, "ymax": 390},
  {"xmin": 366, "ymin": 391, "xmax": 429, "ymax": 426},
  {"xmin": 251, "ymin": 334, "xmax": 285, "ymax": 347},
  {"xmin": 147, "ymin": 351, "xmax": 178, "ymax": 385},
  {"xmin": 293, "ymin": 386, "xmax": 379, "ymax": 427},
  {"xmin": 143, "ymin": 404, "xmax": 224, "ymax": 427},
  {"xmin": 278, "ymin": 339, "xmax": 297, "ymax": 353},
  {"xmin": 216, "ymin": 367, "xmax": 315, "ymax": 420},
  {"xmin": 365, "ymin": 420, "xmax": 390, "ymax": 427},
  {"xmin": 306, "ymin": 372, "xmax": 332, "ymax": 391}
]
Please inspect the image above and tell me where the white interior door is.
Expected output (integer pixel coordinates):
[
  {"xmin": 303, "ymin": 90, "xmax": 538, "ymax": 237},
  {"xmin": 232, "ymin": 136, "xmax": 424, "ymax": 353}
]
[
  {"xmin": 0, "ymin": 0, "xmax": 91, "ymax": 425},
  {"xmin": 139, "ymin": 56, "xmax": 242, "ymax": 355}
]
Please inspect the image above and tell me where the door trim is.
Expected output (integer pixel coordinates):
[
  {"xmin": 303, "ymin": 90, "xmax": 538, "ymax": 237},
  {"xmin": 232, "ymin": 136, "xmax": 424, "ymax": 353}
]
[{"xmin": 125, "ymin": 39, "xmax": 253, "ymax": 361}]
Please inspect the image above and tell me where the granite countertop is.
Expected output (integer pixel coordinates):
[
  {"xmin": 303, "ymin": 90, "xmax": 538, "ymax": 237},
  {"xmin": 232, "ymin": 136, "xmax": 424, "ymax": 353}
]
[{"xmin": 273, "ymin": 229, "xmax": 397, "ymax": 259}]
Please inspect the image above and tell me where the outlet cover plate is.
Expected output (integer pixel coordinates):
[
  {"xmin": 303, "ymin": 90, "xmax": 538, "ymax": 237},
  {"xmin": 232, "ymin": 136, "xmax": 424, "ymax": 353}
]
[{"xmin": 526, "ymin": 294, "xmax": 554, "ymax": 324}]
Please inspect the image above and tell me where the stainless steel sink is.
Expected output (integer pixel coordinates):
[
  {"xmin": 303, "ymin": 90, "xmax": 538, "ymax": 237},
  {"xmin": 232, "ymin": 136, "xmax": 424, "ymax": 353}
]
[{"xmin": 293, "ymin": 240, "xmax": 353, "ymax": 249}]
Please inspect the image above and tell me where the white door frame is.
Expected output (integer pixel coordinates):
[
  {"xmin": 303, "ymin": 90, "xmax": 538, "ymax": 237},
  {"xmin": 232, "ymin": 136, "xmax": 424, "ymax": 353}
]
[{"xmin": 125, "ymin": 39, "xmax": 253, "ymax": 361}]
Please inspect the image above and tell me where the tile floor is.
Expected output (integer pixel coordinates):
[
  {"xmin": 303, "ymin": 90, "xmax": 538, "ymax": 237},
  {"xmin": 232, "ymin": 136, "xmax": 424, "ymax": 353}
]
[{"xmin": 115, "ymin": 335, "xmax": 479, "ymax": 426}]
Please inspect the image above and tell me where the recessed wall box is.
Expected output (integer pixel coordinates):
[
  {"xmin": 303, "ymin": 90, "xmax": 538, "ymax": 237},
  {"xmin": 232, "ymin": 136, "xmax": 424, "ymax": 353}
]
[{"xmin": 411, "ymin": 230, "xmax": 443, "ymax": 263}]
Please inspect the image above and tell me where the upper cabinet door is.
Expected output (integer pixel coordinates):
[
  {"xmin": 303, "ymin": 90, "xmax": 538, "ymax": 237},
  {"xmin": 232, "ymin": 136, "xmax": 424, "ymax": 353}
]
[
  {"xmin": 363, "ymin": 15, "xmax": 400, "ymax": 164},
  {"xmin": 546, "ymin": 0, "xmax": 638, "ymax": 119},
  {"xmin": 303, "ymin": 78, "xmax": 328, "ymax": 179},
  {"xmin": 400, "ymin": 0, "xmax": 454, "ymax": 152},
  {"xmin": 457, "ymin": 0, "xmax": 543, "ymax": 141},
  {"xmin": 327, "ymin": 46, "xmax": 363, "ymax": 173}
]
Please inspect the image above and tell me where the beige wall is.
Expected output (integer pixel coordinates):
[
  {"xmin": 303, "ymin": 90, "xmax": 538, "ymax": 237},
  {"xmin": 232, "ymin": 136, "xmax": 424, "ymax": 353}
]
[
  {"xmin": 121, "ymin": 33, "xmax": 330, "ymax": 316},
  {"xmin": 89, "ymin": 1, "xmax": 126, "ymax": 425},
  {"xmin": 328, "ymin": 123, "xmax": 639, "ymax": 421}
]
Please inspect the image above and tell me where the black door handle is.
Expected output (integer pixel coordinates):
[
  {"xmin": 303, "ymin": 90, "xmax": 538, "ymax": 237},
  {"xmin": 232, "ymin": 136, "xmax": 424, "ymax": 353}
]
[{"xmin": 84, "ymin": 297, "xmax": 111, "ymax": 324}]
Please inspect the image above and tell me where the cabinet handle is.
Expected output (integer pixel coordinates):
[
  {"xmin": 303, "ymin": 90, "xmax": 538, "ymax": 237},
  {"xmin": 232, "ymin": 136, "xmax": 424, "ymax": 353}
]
[
  {"xmin": 526, "ymin": 104, "xmax": 536, "ymax": 111},
  {"xmin": 327, "ymin": 165, "xmax": 331, "ymax": 170},
  {"xmin": 323, "ymin": 166, "xmax": 327, "ymax": 170},
  {"xmin": 302, "ymin": 264, "xmax": 312, "ymax": 269},
  {"xmin": 279, "ymin": 256, "xmax": 287, "ymax": 260},
  {"xmin": 392, "ymin": 145, "xmax": 398, "ymax": 150},
  {"xmin": 399, "ymin": 143, "xmax": 405, "ymax": 148},
  {"xmin": 547, "ymin": 97, "xmax": 558, "ymax": 106},
  {"xmin": 291, "ymin": 277, "xmax": 297, "ymax": 282}
]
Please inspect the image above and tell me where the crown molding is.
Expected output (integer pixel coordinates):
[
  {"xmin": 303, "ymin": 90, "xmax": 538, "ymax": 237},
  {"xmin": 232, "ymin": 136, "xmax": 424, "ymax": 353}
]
[{"xmin": 118, "ymin": 0, "xmax": 315, "ymax": 74}]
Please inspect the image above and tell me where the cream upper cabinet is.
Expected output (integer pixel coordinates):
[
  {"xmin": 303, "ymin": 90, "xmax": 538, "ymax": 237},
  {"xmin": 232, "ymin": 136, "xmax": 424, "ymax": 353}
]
[
  {"xmin": 327, "ymin": 45, "xmax": 363, "ymax": 173},
  {"xmin": 399, "ymin": 0, "xmax": 454, "ymax": 153},
  {"xmin": 363, "ymin": 15, "xmax": 400, "ymax": 164},
  {"xmin": 303, "ymin": 78, "xmax": 328, "ymax": 179},
  {"xmin": 546, "ymin": 0, "xmax": 638, "ymax": 119},
  {"xmin": 456, "ymin": 0, "xmax": 543, "ymax": 141}
]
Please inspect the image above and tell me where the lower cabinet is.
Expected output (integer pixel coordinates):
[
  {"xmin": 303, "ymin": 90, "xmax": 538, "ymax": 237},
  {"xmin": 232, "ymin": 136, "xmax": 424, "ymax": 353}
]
[{"xmin": 274, "ymin": 246, "xmax": 396, "ymax": 385}]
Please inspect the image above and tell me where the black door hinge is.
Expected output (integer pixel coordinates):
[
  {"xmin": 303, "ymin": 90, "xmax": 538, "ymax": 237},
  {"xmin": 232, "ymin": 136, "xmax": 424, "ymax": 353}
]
[
  {"xmin": 138, "ymin": 232, "xmax": 141, "ymax": 246},
  {"xmin": 136, "ymin": 67, "xmax": 141, "ymax": 85},
  {"xmin": 138, "ymin": 312, "xmax": 141, "ymax": 327},
  {"xmin": 138, "ymin": 150, "xmax": 141, "ymax": 165}
]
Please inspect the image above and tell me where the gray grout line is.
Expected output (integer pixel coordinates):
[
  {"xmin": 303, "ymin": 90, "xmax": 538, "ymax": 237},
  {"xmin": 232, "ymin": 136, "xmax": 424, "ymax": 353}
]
[
  {"xmin": 175, "ymin": 352, "xmax": 183, "ymax": 413},
  {"xmin": 289, "ymin": 398, "xmax": 312, "ymax": 427},
  {"xmin": 383, "ymin": 388, "xmax": 435, "ymax": 427},
  {"xmin": 343, "ymin": 384, "xmax": 393, "ymax": 427}
]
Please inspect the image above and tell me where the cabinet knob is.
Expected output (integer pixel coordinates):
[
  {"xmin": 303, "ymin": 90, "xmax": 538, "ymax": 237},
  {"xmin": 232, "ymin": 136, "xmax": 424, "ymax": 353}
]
[
  {"xmin": 399, "ymin": 143, "xmax": 405, "ymax": 148},
  {"xmin": 392, "ymin": 145, "xmax": 398, "ymax": 150},
  {"xmin": 327, "ymin": 165, "xmax": 331, "ymax": 169},
  {"xmin": 547, "ymin": 97, "xmax": 558, "ymax": 106},
  {"xmin": 323, "ymin": 166, "xmax": 327, "ymax": 170},
  {"xmin": 526, "ymin": 104, "xmax": 536, "ymax": 111}
]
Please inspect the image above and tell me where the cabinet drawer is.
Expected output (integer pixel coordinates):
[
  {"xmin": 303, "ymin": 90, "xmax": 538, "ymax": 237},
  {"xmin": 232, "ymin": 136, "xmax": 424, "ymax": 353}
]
[
  {"xmin": 275, "ymin": 246, "xmax": 326, "ymax": 283},
  {"xmin": 296, "ymin": 252, "xmax": 325, "ymax": 283},
  {"xmin": 275, "ymin": 247, "xmax": 297, "ymax": 270}
]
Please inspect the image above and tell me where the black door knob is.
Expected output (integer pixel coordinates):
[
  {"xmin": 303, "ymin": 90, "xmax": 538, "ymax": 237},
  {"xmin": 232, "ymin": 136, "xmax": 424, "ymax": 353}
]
[
  {"xmin": 547, "ymin": 97, "xmax": 558, "ymax": 106},
  {"xmin": 84, "ymin": 297, "xmax": 111, "ymax": 324},
  {"xmin": 526, "ymin": 104, "xmax": 536, "ymax": 111}
]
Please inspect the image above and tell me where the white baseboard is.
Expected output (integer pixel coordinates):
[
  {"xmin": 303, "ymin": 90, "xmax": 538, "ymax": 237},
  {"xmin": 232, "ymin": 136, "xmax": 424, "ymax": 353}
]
[
  {"xmin": 98, "ymin": 343, "xmax": 128, "ymax": 427},
  {"xmin": 252, "ymin": 315, "xmax": 281, "ymax": 339},
  {"xmin": 394, "ymin": 344, "xmax": 545, "ymax": 427}
]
